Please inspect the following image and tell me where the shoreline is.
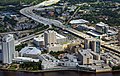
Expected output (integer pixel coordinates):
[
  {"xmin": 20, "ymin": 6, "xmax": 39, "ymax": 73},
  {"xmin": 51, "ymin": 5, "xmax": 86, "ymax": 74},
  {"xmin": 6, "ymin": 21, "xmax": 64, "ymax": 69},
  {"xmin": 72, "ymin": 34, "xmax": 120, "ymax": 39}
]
[{"xmin": 0, "ymin": 68, "xmax": 119, "ymax": 74}]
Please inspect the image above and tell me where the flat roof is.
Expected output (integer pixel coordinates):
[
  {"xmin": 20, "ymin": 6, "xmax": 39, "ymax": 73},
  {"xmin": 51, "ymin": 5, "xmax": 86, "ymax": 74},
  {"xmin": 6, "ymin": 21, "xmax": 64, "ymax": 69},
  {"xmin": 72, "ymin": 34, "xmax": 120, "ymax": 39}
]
[
  {"xmin": 19, "ymin": 47, "xmax": 41, "ymax": 55},
  {"xmin": 79, "ymin": 49, "xmax": 92, "ymax": 57},
  {"xmin": 70, "ymin": 19, "xmax": 89, "ymax": 24},
  {"xmin": 96, "ymin": 22, "xmax": 108, "ymax": 27},
  {"xmin": 34, "ymin": 32, "xmax": 67, "ymax": 41},
  {"xmin": 87, "ymin": 31, "xmax": 102, "ymax": 37},
  {"xmin": 56, "ymin": 33, "xmax": 66, "ymax": 39}
]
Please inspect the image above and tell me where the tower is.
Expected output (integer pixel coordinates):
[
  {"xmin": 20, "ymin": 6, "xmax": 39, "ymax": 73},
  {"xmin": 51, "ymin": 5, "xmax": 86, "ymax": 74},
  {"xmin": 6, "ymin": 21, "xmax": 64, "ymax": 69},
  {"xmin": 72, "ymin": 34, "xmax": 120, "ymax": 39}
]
[
  {"xmin": 44, "ymin": 30, "xmax": 57, "ymax": 47},
  {"xmin": 84, "ymin": 38, "xmax": 101, "ymax": 54},
  {"xmin": 2, "ymin": 34, "xmax": 15, "ymax": 64}
]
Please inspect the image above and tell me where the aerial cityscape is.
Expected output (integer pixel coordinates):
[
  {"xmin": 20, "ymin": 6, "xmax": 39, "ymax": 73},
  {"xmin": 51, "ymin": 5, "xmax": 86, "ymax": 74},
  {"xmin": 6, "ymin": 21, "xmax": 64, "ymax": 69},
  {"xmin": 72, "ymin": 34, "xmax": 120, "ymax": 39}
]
[{"xmin": 0, "ymin": 0, "xmax": 120, "ymax": 76}]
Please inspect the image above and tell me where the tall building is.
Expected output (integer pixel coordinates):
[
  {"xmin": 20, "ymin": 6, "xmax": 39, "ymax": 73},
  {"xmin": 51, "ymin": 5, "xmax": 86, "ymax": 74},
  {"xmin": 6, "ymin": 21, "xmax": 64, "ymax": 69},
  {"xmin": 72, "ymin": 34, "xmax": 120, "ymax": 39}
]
[
  {"xmin": 2, "ymin": 34, "xmax": 15, "ymax": 64},
  {"xmin": 44, "ymin": 30, "xmax": 63, "ymax": 52},
  {"xmin": 91, "ymin": 40, "xmax": 101, "ymax": 54},
  {"xmin": 84, "ymin": 38, "xmax": 101, "ymax": 54},
  {"xmin": 44, "ymin": 30, "xmax": 57, "ymax": 47}
]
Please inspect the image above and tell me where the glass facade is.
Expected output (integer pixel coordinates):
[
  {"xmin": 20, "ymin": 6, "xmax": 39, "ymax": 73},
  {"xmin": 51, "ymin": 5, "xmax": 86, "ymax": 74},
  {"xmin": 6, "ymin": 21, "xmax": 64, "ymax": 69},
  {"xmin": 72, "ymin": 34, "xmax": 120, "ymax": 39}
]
[{"xmin": 96, "ymin": 41, "xmax": 100, "ymax": 54}]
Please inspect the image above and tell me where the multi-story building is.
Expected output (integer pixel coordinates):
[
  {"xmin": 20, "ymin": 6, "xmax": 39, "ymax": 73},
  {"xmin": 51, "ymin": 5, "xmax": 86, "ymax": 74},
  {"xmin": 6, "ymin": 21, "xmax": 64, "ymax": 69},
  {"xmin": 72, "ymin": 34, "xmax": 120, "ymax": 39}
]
[
  {"xmin": 77, "ymin": 49, "xmax": 93, "ymax": 65},
  {"xmin": 84, "ymin": 38, "xmax": 101, "ymax": 54},
  {"xmin": 44, "ymin": 30, "xmax": 64, "ymax": 52},
  {"xmin": 33, "ymin": 32, "xmax": 67, "ymax": 47},
  {"xmin": 2, "ymin": 34, "xmax": 15, "ymax": 64},
  {"xmin": 95, "ymin": 22, "xmax": 109, "ymax": 34},
  {"xmin": 44, "ymin": 30, "xmax": 57, "ymax": 47}
]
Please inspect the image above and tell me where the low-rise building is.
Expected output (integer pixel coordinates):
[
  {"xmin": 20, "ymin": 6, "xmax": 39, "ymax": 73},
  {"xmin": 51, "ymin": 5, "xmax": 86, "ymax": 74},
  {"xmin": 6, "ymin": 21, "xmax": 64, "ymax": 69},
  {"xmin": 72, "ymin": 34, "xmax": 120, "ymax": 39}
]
[
  {"xmin": 95, "ymin": 22, "xmax": 109, "ymax": 34},
  {"xmin": 19, "ymin": 47, "xmax": 41, "ymax": 58},
  {"xmin": 13, "ymin": 57, "xmax": 39, "ymax": 63},
  {"xmin": 46, "ymin": 44, "xmax": 63, "ymax": 52},
  {"xmin": 41, "ymin": 60, "xmax": 57, "ymax": 69}
]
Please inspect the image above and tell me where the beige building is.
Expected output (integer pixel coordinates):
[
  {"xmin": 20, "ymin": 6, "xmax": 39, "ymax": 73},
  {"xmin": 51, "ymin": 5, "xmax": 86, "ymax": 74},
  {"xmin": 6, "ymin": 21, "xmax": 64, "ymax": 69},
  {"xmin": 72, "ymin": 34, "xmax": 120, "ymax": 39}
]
[
  {"xmin": 46, "ymin": 44, "xmax": 63, "ymax": 52},
  {"xmin": 77, "ymin": 49, "xmax": 93, "ymax": 65}
]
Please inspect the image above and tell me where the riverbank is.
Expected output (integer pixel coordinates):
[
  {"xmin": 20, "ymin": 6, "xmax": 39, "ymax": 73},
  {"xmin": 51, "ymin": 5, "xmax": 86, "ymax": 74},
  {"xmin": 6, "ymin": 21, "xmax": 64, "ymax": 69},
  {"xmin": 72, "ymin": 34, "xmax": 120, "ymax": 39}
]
[
  {"xmin": 0, "ymin": 68, "xmax": 95, "ymax": 73},
  {"xmin": 0, "ymin": 68, "xmax": 119, "ymax": 74}
]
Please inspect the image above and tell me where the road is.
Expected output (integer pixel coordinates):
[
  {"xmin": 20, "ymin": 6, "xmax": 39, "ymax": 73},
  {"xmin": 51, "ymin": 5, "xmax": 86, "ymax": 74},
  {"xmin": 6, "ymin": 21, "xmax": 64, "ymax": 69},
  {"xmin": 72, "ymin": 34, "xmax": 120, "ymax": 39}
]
[{"xmin": 20, "ymin": 0, "xmax": 120, "ymax": 54}]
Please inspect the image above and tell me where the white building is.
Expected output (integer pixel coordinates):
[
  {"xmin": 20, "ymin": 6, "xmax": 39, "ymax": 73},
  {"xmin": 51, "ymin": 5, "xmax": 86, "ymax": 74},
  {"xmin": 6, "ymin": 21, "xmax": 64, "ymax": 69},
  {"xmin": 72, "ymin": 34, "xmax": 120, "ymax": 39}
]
[
  {"xmin": 33, "ymin": 31, "xmax": 67, "ymax": 47},
  {"xmin": 2, "ymin": 34, "xmax": 15, "ymax": 64},
  {"xmin": 59, "ymin": 54, "xmax": 78, "ymax": 67},
  {"xmin": 38, "ymin": 54, "xmax": 58, "ymax": 62},
  {"xmin": 96, "ymin": 22, "xmax": 109, "ymax": 34},
  {"xmin": 34, "ymin": 30, "xmax": 67, "ymax": 52},
  {"xmin": 19, "ymin": 47, "xmax": 41, "ymax": 58},
  {"xmin": 44, "ymin": 30, "xmax": 57, "ymax": 47},
  {"xmin": 13, "ymin": 57, "xmax": 39, "ymax": 63},
  {"xmin": 70, "ymin": 19, "xmax": 89, "ymax": 24},
  {"xmin": 41, "ymin": 60, "xmax": 57, "ymax": 69}
]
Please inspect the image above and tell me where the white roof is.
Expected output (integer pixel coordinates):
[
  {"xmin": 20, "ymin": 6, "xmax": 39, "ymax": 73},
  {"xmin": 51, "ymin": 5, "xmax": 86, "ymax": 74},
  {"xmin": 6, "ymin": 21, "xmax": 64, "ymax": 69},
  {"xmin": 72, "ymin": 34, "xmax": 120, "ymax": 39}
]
[
  {"xmin": 34, "ymin": 37, "xmax": 44, "ymax": 42},
  {"xmin": 19, "ymin": 47, "xmax": 41, "ymax": 55},
  {"xmin": 2, "ymin": 34, "xmax": 14, "ymax": 42},
  {"xmin": 87, "ymin": 31, "xmax": 102, "ymax": 37},
  {"xmin": 36, "ymin": 0, "xmax": 60, "ymax": 7},
  {"xmin": 70, "ymin": 19, "xmax": 89, "ymax": 24},
  {"xmin": 13, "ymin": 57, "xmax": 39, "ymax": 62},
  {"xmin": 96, "ymin": 22, "xmax": 108, "ymax": 27},
  {"xmin": 34, "ymin": 32, "xmax": 66, "ymax": 41},
  {"xmin": 56, "ymin": 33, "xmax": 66, "ymax": 39}
]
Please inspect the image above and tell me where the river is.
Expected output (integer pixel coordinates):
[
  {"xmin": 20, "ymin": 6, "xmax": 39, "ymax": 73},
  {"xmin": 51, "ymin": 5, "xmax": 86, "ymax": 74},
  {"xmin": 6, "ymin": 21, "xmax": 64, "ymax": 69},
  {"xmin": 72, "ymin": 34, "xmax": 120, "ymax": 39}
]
[{"xmin": 0, "ymin": 71, "xmax": 120, "ymax": 76}]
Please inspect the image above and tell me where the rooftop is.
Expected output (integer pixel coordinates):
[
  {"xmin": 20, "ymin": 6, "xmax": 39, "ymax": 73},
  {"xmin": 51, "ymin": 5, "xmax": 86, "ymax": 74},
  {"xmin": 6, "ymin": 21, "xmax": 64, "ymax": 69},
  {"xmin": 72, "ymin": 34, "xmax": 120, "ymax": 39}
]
[
  {"xmin": 70, "ymin": 19, "xmax": 89, "ymax": 24},
  {"xmin": 2, "ymin": 34, "xmax": 14, "ymax": 42},
  {"xmin": 96, "ymin": 22, "xmax": 108, "ymax": 27},
  {"xmin": 19, "ymin": 47, "xmax": 41, "ymax": 55},
  {"xmin": 79, "ymin": 49, "xmax": 93, "ymax": 58}
]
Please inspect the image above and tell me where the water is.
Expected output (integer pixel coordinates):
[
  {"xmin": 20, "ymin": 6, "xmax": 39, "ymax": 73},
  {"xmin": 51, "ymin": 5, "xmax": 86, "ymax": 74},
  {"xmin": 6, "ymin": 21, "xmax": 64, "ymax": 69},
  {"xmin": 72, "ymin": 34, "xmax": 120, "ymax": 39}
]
[{"xmin": 0, "ymin": 70, "xmax": 119, "ymax": 76}]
